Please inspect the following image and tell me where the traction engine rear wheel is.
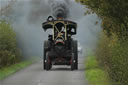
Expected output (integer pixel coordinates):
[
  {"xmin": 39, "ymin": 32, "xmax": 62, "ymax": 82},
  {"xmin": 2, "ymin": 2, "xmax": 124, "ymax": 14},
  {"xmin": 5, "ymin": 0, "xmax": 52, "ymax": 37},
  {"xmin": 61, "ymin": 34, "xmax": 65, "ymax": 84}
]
[
  {"xmin": 46, "ymin": 52, "xmax": 52, "ymax": 71},
  {"xmin": 71, "ymin": 53, "xmax": 75, "ymax": 70},
  {"xmin": 72, "ymin": 40, "xmax": 78, "ymax": 70},
  {"xmin": 43, "ymin": 41, "xmax": 49, "ymax": 70},
  {"xmin": 43, "ymin": 49, "xmax": 46, "ymax": 70}
]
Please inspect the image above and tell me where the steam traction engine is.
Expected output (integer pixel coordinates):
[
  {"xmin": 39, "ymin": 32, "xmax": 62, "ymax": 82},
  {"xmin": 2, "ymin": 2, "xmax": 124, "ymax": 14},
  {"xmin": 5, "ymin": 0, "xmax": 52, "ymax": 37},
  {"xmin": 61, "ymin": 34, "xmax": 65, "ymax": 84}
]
[{"xmin": 42, "ymin": 16, "xmax": 78, "ymax": 70}]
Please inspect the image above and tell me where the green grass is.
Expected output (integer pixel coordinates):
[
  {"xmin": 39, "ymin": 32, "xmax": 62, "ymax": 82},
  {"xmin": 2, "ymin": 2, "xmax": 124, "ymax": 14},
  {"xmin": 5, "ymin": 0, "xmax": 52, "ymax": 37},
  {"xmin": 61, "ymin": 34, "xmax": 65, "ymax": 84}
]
[
  {"xmin": 0, "ymin": 61, "xmax": 33, "ymax": 80},
  {"xmin": 85, "ymin": 56, "xmax": 111, "ymax": 85}
]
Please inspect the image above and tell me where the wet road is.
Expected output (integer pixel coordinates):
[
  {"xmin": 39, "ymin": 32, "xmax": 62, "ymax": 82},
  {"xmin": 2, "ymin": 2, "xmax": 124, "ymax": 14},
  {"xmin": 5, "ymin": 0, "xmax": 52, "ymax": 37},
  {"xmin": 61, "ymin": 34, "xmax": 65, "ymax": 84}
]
[{"xmin": 0, "ymin": 55, "xmax": 88, "ymax": 85}]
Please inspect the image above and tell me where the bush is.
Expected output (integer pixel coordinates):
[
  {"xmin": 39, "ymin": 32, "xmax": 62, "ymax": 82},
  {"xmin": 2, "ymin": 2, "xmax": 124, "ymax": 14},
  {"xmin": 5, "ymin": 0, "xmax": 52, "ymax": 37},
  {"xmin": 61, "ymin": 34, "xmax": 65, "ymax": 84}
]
[
  {"xmin": 76, "ymin": 0, "xmax": 128, "ymax": 85},
  {"xmin": 0, "ymin": 51, "xmax": 16, "ymax": 67},
  {"xmin": 96, "ymin": 32, "xmax": 128, "ymax": 85},
  {"xmin": 0, "ymin": 20, "xmax": 21, "ymax": 68}
]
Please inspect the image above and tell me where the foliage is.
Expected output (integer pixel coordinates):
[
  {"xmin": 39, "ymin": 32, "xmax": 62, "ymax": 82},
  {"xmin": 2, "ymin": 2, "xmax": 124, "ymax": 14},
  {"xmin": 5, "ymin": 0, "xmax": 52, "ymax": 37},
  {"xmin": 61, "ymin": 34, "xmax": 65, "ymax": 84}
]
[
  {"xmin": 85, "ymin": 56, "xmax": 110, "ymax": 85},
  {"xmin": 77, "ymin": 0, "xmax": 128, "ymax": 85},
  {"xmin": 96, "ymin": 32, "xmax": 128, "ymax": 85},
  {"xmin": 86, "ymin": 56, "xmax": 99, "ymax": 69},
  {"xmin": 0, "ymin": 20, "xmax": 21, "ymax": 68},
  {"xmin": 78, "ymin": 0, "xmax": 128, "ymax": 37}
]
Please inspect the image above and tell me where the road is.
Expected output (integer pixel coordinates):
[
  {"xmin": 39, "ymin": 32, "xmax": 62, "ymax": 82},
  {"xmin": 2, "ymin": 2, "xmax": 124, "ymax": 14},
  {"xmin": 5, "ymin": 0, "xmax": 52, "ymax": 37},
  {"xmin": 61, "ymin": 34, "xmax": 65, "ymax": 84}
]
[{"xmin": 0, "ymin": 55, "xmax": 88, "ymax": 85}]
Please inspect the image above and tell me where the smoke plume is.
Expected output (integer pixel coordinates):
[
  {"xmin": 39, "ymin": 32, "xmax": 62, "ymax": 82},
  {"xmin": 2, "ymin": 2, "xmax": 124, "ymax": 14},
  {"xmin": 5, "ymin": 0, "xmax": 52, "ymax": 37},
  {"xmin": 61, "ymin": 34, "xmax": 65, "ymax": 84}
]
[
  {"xmin": 0, "ymin": 0, "xmax": 101, "ymax": 58},
  {"xmin": 48, "ymin": 0, "xmax": 70, "ymax": 19}
]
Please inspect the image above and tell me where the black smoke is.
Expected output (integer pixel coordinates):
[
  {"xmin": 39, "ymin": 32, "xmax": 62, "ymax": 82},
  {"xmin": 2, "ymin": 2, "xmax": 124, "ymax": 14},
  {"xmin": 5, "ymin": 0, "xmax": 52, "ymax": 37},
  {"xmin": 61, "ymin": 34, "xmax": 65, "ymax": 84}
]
[
  {"xmin": 0, "ymin": 0, "xmax": 102, "ymax": 58},
  {"xmin": 49, "ymin": 0, "xmax": 70, "ymax": 19}
]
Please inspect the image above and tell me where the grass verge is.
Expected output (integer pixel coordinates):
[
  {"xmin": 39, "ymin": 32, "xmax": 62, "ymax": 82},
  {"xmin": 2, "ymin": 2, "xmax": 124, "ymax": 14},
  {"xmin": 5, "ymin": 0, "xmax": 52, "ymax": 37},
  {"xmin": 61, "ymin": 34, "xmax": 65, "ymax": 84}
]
[
  {"xmin": 0, "ymin": 60, "xmax": 34, "ymax": 80},
  {"xmin": 85, "ymin": 56, "xmax": 111, "ymax": 85}
]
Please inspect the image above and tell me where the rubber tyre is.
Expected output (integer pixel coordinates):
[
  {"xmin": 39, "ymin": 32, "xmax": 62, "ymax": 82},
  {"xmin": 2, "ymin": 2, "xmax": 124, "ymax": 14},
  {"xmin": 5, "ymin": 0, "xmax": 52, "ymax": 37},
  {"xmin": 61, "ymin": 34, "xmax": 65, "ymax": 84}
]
[
  {"xmin": 71, "ymin": 53, "xmax": 75, "ymax": 70},
  {"xmin": 72, "ymin": 40, "xmax": 78, "ymax": 70},
  {"xmin": 46, "ymin": 52, "xmax": 51, "ymax": 71},
  {"xmin": 43, "ymin": 41, "xmax": 49, "ymax": 70},
  {"xmin": 43, "ymin": 48, "xmax": 46, "ymax": 70}
]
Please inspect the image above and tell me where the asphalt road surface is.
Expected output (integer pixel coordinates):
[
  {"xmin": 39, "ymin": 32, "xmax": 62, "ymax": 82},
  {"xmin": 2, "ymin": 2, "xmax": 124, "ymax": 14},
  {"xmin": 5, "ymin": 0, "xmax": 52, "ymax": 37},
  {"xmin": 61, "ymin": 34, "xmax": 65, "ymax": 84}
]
[{"xmin": 0, "ymin": 55, "xmax": 88, "ymax": 85}]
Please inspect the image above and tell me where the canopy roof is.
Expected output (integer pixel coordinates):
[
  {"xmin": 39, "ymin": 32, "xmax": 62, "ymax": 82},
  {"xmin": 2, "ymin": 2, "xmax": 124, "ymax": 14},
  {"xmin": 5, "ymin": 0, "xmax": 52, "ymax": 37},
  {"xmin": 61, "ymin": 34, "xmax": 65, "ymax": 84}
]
[{"xmin": 42, "ymin": 20, "xmax": 77, "ymax": 31}]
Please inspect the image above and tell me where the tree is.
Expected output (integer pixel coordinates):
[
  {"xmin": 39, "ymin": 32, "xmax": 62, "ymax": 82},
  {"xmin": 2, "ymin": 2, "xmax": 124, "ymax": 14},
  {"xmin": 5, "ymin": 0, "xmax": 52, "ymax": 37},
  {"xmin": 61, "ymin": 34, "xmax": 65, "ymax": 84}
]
[
  {"xmin": 78, "ymin": 0, "xmax": 128, "ymax": 37},
  {"xmin": 0, "ymin": 20, "xmax": 21, "ymax": 68}
]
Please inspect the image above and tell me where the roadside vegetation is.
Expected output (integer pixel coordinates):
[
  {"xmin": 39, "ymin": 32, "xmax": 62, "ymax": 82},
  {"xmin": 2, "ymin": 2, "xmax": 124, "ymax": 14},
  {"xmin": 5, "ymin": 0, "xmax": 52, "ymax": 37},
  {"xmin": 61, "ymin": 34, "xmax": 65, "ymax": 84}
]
[
  {"xmin": 76, "ymin": 0, "xmax": 128, "ymax": 85},
  {"xmin": 0, "ymin": 20, "xmax": 22, "ymax": 68},
  {"xmin": 85, "ymin": 56, "xmax": 110, "ymax": 85},
  {"xmin": 96, "ymin": 32, "xmax": 128, "ymax": 85},
  {"xmin": 0, "ymin": 61, "xmax": 33, "ymax": 80},
  {"xmin": 0, "ymin": 20, "xmax": 35, "ymax": 79}
]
